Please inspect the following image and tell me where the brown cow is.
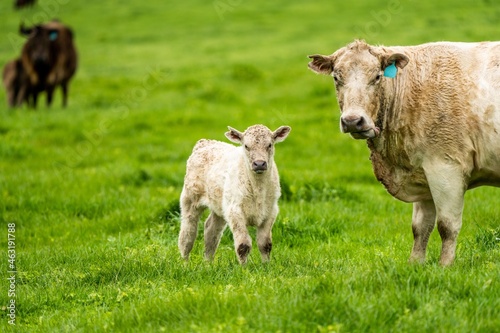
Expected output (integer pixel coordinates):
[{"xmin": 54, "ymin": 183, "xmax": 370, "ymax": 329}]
[
  {"xmin": 308, "ymin": 40, "xmax": 500, "ymax": 266},
  {"xmin": 2, "ymin": 58, "xmax": 30, "ymax": 107},
  {"xmin": 19, "ymin": 20, "xmax": 78, "ymax": 108}
]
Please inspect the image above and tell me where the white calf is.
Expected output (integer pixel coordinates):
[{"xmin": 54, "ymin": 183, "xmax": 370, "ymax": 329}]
[{"xmin": 178, "ymin": 124, "xmax": 291, "ymax": 264}]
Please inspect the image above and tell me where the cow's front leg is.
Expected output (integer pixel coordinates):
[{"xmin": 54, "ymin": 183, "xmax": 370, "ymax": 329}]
[
  {"xmin": 424, "ymin": 162, "xmax": 466, "ymax": 266},
  {"xmin": 409, "ymin": 200, "xmax": 436, "ymax": 263},
  {"xmin": 227, "ymin": 210, "xmax": 252, "ymax": 265},
  {"xmin": 256, "ymin": 216, "xmax": 276, "ymax": 263},
  {"xmin": 437, "ymin": 210, "xmax": 464, "ymax": 266}
]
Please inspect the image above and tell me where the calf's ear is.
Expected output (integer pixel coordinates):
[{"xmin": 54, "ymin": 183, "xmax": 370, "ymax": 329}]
[
  {"xmin": 225, "ymin": 126, "xmax": 243, "ymax": 144},
  {"xmin": 273, "ymin": 126, "xmax": 291, "ymax": 143},
  {"xmin": 384, "ymin": 53, "xmax": 409, "ymax": 69},
  {"xmin": 308, "ymin": 54, "xmax": 334, "ymax": 75}
]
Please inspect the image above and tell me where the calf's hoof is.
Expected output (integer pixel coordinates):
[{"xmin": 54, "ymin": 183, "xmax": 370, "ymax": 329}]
[{"xmin": 237, "ymin": 243, "xmax": 251, "ymax": 265}]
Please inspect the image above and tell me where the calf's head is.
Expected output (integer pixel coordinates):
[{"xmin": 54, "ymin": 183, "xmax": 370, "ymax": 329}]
[
  {"xmin": 225, "ymin": 124, "xmax": 291, "ymax": 174},
  {"xmin": 308, "ymin": 40, "xmax": 409, "ymax": 139},
  {"xmin": 20, "ymin": 23, "xmax": 60, "ymax": 73}
]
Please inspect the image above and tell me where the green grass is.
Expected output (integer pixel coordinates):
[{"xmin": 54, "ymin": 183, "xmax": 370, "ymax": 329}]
[{"xmin": 1, "ymin": 0, "xmax": 500, "ymax": 332}]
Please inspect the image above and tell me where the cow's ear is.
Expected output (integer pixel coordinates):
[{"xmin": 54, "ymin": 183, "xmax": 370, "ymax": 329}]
[
  {"xmin": 308, "ymin": 54, "xmax": 334, "ymax": 75},
  {"xmin": 273, "ymin": 126, "xmax": 291, "ymax": 143},
  {"xmin": 19, "ymin": 23, "xmax": 33, "ymax": 37},
  {"xmin": 225, "ymin": 126, "xmax": 243, "ymax": 144},
  {"xmin": 384, "ymin": 53, "xmax": 409, "ymax": 69}
]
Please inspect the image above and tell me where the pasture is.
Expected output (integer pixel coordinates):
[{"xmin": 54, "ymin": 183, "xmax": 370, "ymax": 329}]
[{"xmin": 0, "ymin": 0, "xmax": 499, "ymax": 332}]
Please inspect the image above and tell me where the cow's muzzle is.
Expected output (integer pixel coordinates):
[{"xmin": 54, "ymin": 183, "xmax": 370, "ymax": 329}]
[
  {"xmin": 340, "ymin": 115, "xmax": 380, "ymax": 139},
  {"xmin": 252, "ymin": 160, "xmax": 268, "ymax": 173}
]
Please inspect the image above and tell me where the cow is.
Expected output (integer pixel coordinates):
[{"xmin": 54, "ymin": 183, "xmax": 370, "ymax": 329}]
[
  {"xmin": 19, "ymin": 20, "xmax": 78, "ymax": 108},
  {"xmin": 308, "ymin": 39, "xmax": 500, "ymax": 266},
  {"xmin": 2, "ymin": 58, "xmax": 30, "ymax": 108}
]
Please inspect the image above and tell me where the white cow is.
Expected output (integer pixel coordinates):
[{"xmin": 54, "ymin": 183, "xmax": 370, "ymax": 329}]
[
  {"xmin": 309, "ymin": 40, "xmax": 500, "ymax": 265},
  {"xmin": 178, "ymin": 124, "xmax": 291, "ymax": 264}
]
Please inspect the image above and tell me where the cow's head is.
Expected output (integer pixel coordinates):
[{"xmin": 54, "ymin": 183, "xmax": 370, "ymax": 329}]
[
  {"xmin": 19, "ymin": 23, "xmax": 60, "ymax": 72},
  {"xmin": 308, "ymin": 40, "xmax": 409, "ymax": 139},
  {"xmin": 225, "ymin": 124, "xmax": 291, "ymax": 174}
]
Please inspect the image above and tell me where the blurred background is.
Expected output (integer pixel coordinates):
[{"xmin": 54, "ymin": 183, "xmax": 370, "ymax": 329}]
[
  {"xmin": 2, "ymin": 0, "xmax": 498, "ymax": 184},
  {"xmin": 2, "ymin": 0, "xmax": 498, "ymax": 114}
]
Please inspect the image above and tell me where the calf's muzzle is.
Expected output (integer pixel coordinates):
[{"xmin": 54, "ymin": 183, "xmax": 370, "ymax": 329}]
[{"xmin": 252, "ymin": 160, "xmax": 267, "ymax": 173}]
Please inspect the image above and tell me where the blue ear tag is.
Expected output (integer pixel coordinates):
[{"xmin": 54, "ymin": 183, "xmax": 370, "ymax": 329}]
[
  {"xmin": 384, "ymin": 62, "xmax": 397, "ymax": 78},
  {"xmin": 49, "ymin": 31, "xmax": 58, "ymax": 41}
]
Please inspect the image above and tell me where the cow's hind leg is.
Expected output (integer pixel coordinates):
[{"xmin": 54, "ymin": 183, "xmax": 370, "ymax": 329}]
[
  {"xmin": 409, "ymin": 200, "xmax": 436, "ymax": 264},
  {"xmin": 6, "ymin": 87, "xmax": 15, "ymax": 107},
  {"xmin": 31, "ymin": 90, "xmax": 39, "ymax": 109},
  {"xmin": 61, "ymin": 81, "xmax": 69, "ymax": 107},
  {"xmin": 46, "ymin": 86, "xmax": 55, "ymax": 107},
  {"xmin": 203, "ymin": 212, "xmax": 226, "ymax": 261},
  {"xmin": 14, "ymin": 85, "xmax": 24, "ymax": 107},
  {"xmin": 178, "ymin": 193, "xmax": 203, "ymax": 261}
]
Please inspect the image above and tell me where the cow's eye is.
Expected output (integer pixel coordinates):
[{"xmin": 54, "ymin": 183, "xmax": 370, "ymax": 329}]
[
  {"xmin": 333, "ymin": 75, "xmax": 343, "ymax": 86},
  {"xmin": 244, "ymin": 145, "xmax": 249, "ymax": 150},
  {"xmin": 370, "ymin": 73, "xmax": 382, "ymax": 85},
  {"xmin": 267, "ymin": 143, "xmax": 272, "ymax": 149}
]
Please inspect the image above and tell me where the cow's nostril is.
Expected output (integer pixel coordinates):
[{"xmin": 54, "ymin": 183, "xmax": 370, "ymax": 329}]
[
  {"xmin": 341, "ymin": 117, "xmax": 352, "ymax": 129},
  {"xmin": 355, "ymin": 117, "xmax": 366, "ymax": 129}
]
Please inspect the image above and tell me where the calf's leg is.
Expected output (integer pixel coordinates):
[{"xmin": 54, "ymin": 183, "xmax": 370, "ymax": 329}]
[
  {"xmin": 227, "ymin": 210, "xmax": 252, "ymax": 264},
  {"xmin": 257, "ymin": 217, "xmax": 276, "ymax": 263},
  {"xmin": 178, "ymin": 194, "xmax": 203, "ymax": 261},
  {"xmin": 203, "ymin": 212, "xmax": 226, "ymax": 261},
  {"xmin": 409, "ymin": 200, "xmax": 436, "ymax": 263}
]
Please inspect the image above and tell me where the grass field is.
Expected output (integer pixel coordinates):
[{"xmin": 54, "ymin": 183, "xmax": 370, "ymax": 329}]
[{"xmin": 1, "ymin": 0, "xmax": 499, "ymax": 332}]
